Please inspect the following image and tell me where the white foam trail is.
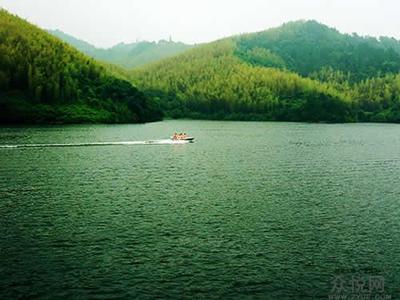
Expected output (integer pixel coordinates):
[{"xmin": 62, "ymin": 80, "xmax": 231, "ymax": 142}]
[{"xmin": 0, "ymin": 139, "xmax": 190, "ymax": 149}]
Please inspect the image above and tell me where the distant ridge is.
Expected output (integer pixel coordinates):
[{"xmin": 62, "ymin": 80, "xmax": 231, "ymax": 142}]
[{"xmin": 48, "ymin": 30, "xmax": 193, "ymax": 68}]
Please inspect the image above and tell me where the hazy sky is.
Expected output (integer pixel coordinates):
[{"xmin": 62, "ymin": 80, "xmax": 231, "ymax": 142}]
[{"xmin": 0, "ymin": 0, "xmax": 398, "ymax": 48}]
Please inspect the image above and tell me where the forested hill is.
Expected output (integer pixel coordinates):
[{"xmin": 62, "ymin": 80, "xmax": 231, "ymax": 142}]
[
  {"xmin": 49, "ymin": 30, "xmax": 193, "ymax": 68},
  {"xmin": 131, "ymin": 21, "xmax": 400, "ymax": 123},
  {"xmin": 235, "ymin": 20, "xmax": 400, "ymax": 81},
  {"xmin": 0, "ymin": 10, "xmax": 162, "ymax": 124}
]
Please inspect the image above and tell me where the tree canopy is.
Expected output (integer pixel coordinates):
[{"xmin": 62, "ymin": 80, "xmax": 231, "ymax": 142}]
[
  {"xmin": 130, "ymin": 21, "xmax": 400, "ymax": 123},
  {"xmin": 0, "ymin": 9, "xmax": 162, "ymax": 124}
]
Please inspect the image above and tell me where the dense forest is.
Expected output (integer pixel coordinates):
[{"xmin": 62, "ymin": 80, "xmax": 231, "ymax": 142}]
[
  {"xmin": 235, "ymin": 21, "xmax": 400, "ymax": 81},
  {"xmin": 49, "ymin": 30, "xmax": 193, "ymax": 69},
  {"xmin": 0, "ymin": 10, "xmax": 162, "ymax": 124},
  {"xmin": 2, "ymin": 10, "xmax": 400, "ymax": 124},
  {"xmin": 131, "ymin": 21, "xmax": 400, "ymax": 123}
]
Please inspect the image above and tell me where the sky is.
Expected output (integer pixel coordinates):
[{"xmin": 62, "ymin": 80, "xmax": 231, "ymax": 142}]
[{"xmin": 0, "ymin": 0, "xmax": 399, "ymax": 48}]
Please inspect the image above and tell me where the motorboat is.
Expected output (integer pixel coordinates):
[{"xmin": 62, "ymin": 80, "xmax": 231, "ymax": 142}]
[{"xmin": 171, "ymin": 133, "xmax": 195, "ymax": 142}]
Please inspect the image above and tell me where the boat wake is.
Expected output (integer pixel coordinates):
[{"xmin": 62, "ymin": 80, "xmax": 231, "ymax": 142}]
[{"xmin": 0, "ymin": 139, "xmax": 190, "ymax": 149}]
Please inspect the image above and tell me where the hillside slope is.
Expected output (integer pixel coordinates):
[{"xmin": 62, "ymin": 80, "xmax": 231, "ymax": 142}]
[
  {"xmin": 49, "ymin": 30, "xmax": 193, "ymax": 69},
  {"xmin": 131, "ymin": 39, "xmax": 353, "ymax": 122},
  {"xmin": 131, "ymin": 21, "xmax": 400, "ymax": 122},
  {"xmin": 235, "ymin": 20, "xmax": 400, "ymax": 81},
  {"xmin": 0, "ymin": 10, "xmax": 162, "ymax": 124}
]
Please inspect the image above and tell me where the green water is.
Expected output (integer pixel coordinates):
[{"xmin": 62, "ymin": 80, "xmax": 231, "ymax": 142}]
[{"xmin": 1, "ymin": 120, "xmax": 399, "ymax": 299}]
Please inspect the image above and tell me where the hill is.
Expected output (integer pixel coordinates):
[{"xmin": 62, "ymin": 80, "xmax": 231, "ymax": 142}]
[
  {"xmin": 0, "ymin": 10, "xmax": 162, "ymax": 124},
  {"xmin": 49, "ymin": 30, "xmax": 193, "ymax": 68},
  {"xmin": 235, "ymin": 20, "xmax": 400, "ymax": 81},
  {"xmin": 131, "ymin": 21, "xmax": 400, "ymax": 123}
]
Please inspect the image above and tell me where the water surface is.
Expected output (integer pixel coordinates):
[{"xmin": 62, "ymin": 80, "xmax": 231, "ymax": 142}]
[{"xmin": 1, "ymin": 121, "xmax": 399, "ymax": 299}]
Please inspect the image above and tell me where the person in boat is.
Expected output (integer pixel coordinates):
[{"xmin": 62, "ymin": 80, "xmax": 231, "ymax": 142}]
[
  {"xmin": 172, "ymin": 132, "xmax": 182, "ymax": 140},
  {"xmin": 172, "ymin": 132, "xmax": 190, "ymax": 140}
]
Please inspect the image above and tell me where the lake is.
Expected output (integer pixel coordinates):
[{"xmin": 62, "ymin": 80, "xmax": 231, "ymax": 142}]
[{"xmin": 1, "ymin": 120, "xmax": 399, "ymax": 299}]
